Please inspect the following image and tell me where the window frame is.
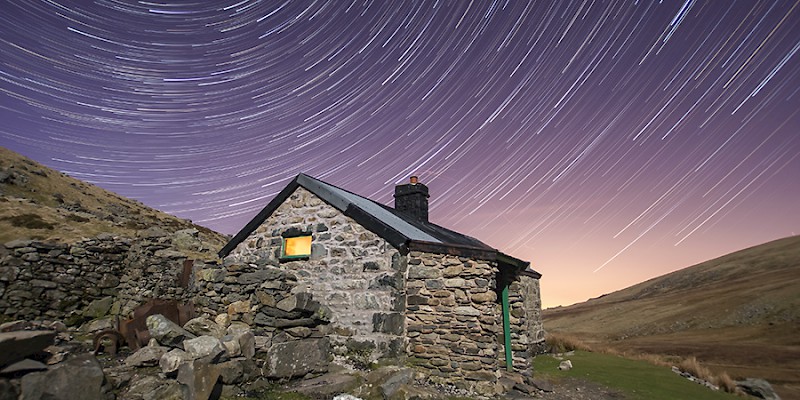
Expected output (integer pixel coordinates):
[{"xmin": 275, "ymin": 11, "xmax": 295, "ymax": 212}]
[{"xmin": 280, "ymin": 230, "xmax": 312, "ymax": 260}]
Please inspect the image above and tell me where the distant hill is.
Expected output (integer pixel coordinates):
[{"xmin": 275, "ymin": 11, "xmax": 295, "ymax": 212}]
[
  {"xmin": 543, "ymin": 235, "xmax": 800, "ymax": 399},
  {"xmin": 0, "ymin": 147, "xmax": 227, "ymax": 258}
]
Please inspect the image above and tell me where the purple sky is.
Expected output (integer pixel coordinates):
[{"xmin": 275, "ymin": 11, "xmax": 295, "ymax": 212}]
[{"xmin": 2, "ymin": 1, "xmax": 798, "ymax": 307}]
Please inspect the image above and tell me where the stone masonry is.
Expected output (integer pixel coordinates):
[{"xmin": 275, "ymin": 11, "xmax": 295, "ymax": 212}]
[
  {"xmin": 0, "ymin": 228, "xmax": 199, "ymax": 324},
  {"xmin": 224, "ymin": 187, "xmax": 406, "ymax": 362}
]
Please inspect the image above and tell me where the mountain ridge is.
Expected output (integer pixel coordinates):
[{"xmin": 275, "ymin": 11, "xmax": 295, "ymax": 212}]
[{"xmin": 0, "ymin": 146, "xmax": 227, "ymax": 257}]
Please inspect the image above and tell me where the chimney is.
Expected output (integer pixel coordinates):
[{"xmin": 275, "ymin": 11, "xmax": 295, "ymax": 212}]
[{"xmin": 394, "ymin": 176, "xmax": 430, "ymax": 222}]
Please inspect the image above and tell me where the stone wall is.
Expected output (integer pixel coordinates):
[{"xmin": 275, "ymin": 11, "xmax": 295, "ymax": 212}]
[
  {"xmin": 405, "ymin": 252, "xmax": 503, "ymax": 395},
  {"xmin": 504, "ymin": 276, "xmax": 546, "ymax": 372},
  {"xmin": 519, "ymin": 275, "xmax": 546, "ymax": 356},
  {"xmin": 0, "ymin": 228, "xmax": 199, "ymax": 324},
  {"xmin": 223, "ymin": 187, "xmax": 405, "ymax": 362}
]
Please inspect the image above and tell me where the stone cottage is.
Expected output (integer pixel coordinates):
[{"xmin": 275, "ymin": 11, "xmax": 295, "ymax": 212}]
[{"xmin": 218, "ymin": 174, "xmax": 544, "ymax": 390}]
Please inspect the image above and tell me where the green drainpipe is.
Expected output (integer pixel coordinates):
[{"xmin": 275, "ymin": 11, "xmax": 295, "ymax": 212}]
[{"xmin": 501, "ymin": 283, "xmax": 513, "ymax": 371}]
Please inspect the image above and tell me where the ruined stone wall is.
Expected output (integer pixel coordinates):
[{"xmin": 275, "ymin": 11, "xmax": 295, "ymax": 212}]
[
  {"xmin": 224, "ymin": 187, "xmax": 405, "ymax": 361},
  {"xmin": 0, "ymin": 229, "xmax": 196, "ymax": 324},
  {"xmin": 405, "ymin": 252, "xmax": 502, "ymax": 395}
]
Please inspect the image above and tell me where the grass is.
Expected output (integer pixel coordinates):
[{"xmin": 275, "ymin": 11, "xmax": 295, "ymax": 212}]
[{"xmin": 534, "ymin": 351, "xmax": 740, "ymax": 400}]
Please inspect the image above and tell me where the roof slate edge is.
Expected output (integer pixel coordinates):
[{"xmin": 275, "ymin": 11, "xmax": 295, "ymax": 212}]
[
  {"xmin": 218, "ymin": 173, "xmax": 413, "ymax": 258},
  {"xmin": 218, "ymin": 175, "xmax": 302, "ymax": 258}
]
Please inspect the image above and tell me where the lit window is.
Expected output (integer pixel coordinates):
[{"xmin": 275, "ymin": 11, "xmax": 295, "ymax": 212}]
[{"xmin": 282, "ymin": 235, "xmax": 312, "ymax": 259}]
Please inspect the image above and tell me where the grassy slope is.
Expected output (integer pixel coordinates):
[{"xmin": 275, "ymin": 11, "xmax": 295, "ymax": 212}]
[
  {"xmin": 534, "ymin": 351, "xmax": 739, "ymax": 400},
  {"xmin": 543, "ymin": 235, "xmax": 800, "ymax": 399},
  {"xmin": 0, "ymin": 147, "xmax": 227, "ymax": 258}
]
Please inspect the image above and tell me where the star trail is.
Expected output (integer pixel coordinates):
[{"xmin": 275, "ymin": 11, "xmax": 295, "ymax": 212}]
[{"xmin": 2, "ymin": 0, "xmax": 798, "ymax": 307}]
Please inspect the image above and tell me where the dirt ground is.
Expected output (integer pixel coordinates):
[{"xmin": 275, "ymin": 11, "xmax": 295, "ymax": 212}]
[{"xmin": 537, "ymin": 378, "xmax": 627, "ymax": 400}]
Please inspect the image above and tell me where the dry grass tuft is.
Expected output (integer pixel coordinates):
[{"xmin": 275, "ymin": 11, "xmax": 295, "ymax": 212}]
[
  {"xmin": 679, "ymin": 356, "xmax": 714, "ymax": 382},
  {"xmin": 715, "ymin": 371, "xmax": 739, "ymax": 394},
  {"xmin": 545, "ymin": 332, "xmax": 592, "ymax": 353}
]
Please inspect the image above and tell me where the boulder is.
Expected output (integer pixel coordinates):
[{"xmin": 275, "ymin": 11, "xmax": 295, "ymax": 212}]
[
  {"xmin": 380, "ymin": 368, "xmax": 415, "ymax": 399},
  {"xmin": 0, "ymin": 378, "xmax": 18, "ymax": 400},
  {"xmin": 216, "ymin": 359, "xmax": 244, "ymax": 384},
  {"xmin": 264, "ymin": 338, "xmax": 331, "ymax": 378},
  {"xmin": 736, "ymin": 378, "xmax": 781, "ymax": 400},
  {"xmin": 23, "ymin": 354, "xmax": 105, "ymax": 400},
  {"xmin": 123, "ymin": 375, "xmax": 183, "ymax": 400},
  {"xmin": 183, "ymin": 317, "xmax": 226, "ymax": 338},
  {"xmin": 177, "ymin": 359, "xmax": 222, "ymax": 400},
  {"xmin": 0, "ymin": 359, "xmax": 48, "ymax": 375},
  {"xmin": 0, "ymin": 330, "xmax": 56, "ymax": 367},
  {"xmin": 160, "ymin": 348, "xmax": 191, "ymax": 376},
  {"xmin": 183, "ymin": 335, "xmax": 228, "ymax": 363},
  {"xmin": 221, "ymin": 331, "xmax": 255, "ymax": 359},
  {"xmin": 146, "ymin": 314, "xmax": 196, "ymax": 348},
  {"xmin": 291, "ymin": 370, "xmax": 361, "ymax": 398},
  {"xmin": 125, "ymin": 345, "xmax": 169, "ymax": 367}
]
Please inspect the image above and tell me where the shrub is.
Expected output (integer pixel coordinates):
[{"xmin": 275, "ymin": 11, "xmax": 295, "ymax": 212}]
[
  {"xmin": 66, "ymin": 214, "xmax": 90, "ymax": 223},
  {"xmin": 2, "ymin": 213, "xmax": 54, "ymax": 229}
]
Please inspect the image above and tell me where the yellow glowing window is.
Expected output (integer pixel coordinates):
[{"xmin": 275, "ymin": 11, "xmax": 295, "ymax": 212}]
[{"xmin": 282, "ymin": 235, "xmax": 312, "ymax": 258}]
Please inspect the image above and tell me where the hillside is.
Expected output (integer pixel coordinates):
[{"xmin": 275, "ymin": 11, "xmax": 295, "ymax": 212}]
[
  {"xmin": 0, "ymin": 147, "xmax": 227, "ymax": 258},
  {"xmin": 543, "ymin": 235, "xmax": 800, "ymax": 399}
]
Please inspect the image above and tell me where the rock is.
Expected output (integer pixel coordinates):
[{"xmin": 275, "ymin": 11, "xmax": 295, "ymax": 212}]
[
  {"xmin": 736, "ymin": 378, "xmax": 781, "ymax": 400},
  {"xmin": 0, "ymin": 378, "xmax": 18, "ymax": 400},
  {"xmin": 276, "ymin": 293, "xmax": 317, "ymax": 313},
  {"xmin": 0, "ymin": 320, "xmax": 31, "ymax": 332},
  {"xmin": 291, "ymin": 370, "xmax": 360, "ymax": 398},
  {"xmin": 216, "ymin": 359, "xmax": 244, "ymax": 384},
  {"xmin": 196, "ymin": 269, "xmax": 224, "ymax": 283},
  {"xmin": 0, "ymin": 358, "xmax": 48, "ymax": 374},
  {"xmin": 0, "ymin": 330, "xmax": 56, "ymax": 367},
  {"xmin": 221, "ymin": 335, "xmax": 241, "ymax": 358},
  {"xmin": 183, "ymin": 335, "xmax": 228, "ymax": 363},
  {"xmin": 470, "ymin": 291, "xmax": 496, "ymax": 303},
  {"xmin": 28, "ymin": 354, "xmax": 105, "ymax": 400},
  {"xmin": 83, "ymin": 317, "xmax": 116, "ymax": 333},
  {"xmin": 183, "ymin": 317, "xmax": 226, "ymax": 338},
  {"xmin": 160, "ymin": 348, "xmax": 191, "ymax": 376},
  {"xmin": 221, "ymin": 331, "xmax": 255, "ymax": 359},
  {"xmin": 177, "ymin": 359, "xmax": 222, "ymax": 400},
  {"xmin": 214, "ymin": 313, "xmax": 231, "ymax": 328},
  {"xmin": 264, "ymin": 338, "xmax": 331, "ymax": 378},
  {"xmin": 125, "ymin": 345, "xmax": 169, "ymax": 367},
  {"xmin": 226, "ymin": 300, "xmax": 251, "ymax": 315},
  {"xmin": 373, "ymin": 312, "xmax": 404, "ymax": 335},
  {"xmin": 380, "ymin": 367, "xmax": 415, "ymax": 399},
  {"xmin": 558, "ymin": 360, "xmax": 573, "ymax": 370},
  {"xmin": 146, "ymin": 314, "xmax": 196, "ymax": 348},
  {"xmin": 333, "ymin": 395, "xmax": 363, "ymax": 400},
  {"xmin": 285, "ymin": 326, "xmax": 312, "ymax": 338},
  {"xmin": 3, "ymin": 239, "xmax": 32, "ymax": 249},
  {"xmin": 454, "ymin": 306, "xmax": 481, "ymax": 317},
  {"xmin": 528, "ymin": 377, "xmax": 554, "ymax": 392},
  {"xmin": 226, "ymin": 322, "xmax": 251, "ymax": 336},
  {"xmin": 407, "ymin": 266, "xmax": 441, "ymax": 279},
  {"xmin": 123, "ymin": 375, "xmax": 184, "ymax": 400}
]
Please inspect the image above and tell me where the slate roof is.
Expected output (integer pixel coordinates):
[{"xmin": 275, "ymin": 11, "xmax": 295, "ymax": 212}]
[{"xmin": 219, "ymin": 173, "xmax": 540, "ymax": 277}]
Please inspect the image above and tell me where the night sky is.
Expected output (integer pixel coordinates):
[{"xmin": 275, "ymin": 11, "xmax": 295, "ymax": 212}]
[{"xmin": 2, "ymin": 1, "xmax": 798, "ymax": 307}]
